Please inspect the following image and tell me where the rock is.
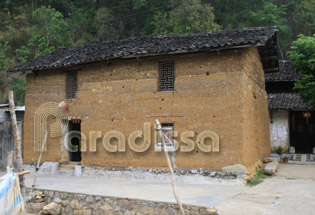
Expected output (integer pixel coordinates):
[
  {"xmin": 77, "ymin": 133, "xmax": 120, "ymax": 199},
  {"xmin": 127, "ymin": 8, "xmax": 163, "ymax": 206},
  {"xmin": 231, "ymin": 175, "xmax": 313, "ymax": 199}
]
[
  {"xmin": 190, "ymin": 169, "xmax": 198, "ymax": 174},
  {"xmin": 25, "ymin": 202, "xmax": 46, "ymax": 214},
  {"xmin": 222, "ymin": 164, "xmax": 246, "ymax": 174},
  {"xmin": 69, "ymin": 199, "xmax": 80, "ymax": 209},
  {"xmin": 101, "ymin": 203, "xmax": 113, "ymax": 211},
  {"xmin": 264, "ymin": 162, "xmax": 279, "ymax": 175},
  {"xmin": 73, "ymin": 209, "xmax": 91, "ymax": 215},
  {"xmin": 53, "ymin": 198, "xmax": 62, "ymax": 204},
  {"xmin": 86, "ymin": 195, "xmax": 94, "ymax": 203},
  {"xmin": 206, "ymin": 207, "xmax": 217, "ymax": 215},
  {"xmin": 263, "ymin": 157, "xmax": 280, "ymax": 163},
  {"xmin": 40, "ymin": 202, "xmax": 61, "ymax": 215},
  {"xmin": 210, "ymin": 171, "xmax": 216, "ymax": 177},
  {"xmin": 95, "ymin": 196, "xmax": 102, "ymax": 201}
]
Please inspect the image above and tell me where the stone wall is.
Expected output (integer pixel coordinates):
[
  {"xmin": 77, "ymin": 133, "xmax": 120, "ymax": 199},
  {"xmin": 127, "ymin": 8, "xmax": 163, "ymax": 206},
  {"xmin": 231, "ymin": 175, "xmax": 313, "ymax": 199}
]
[
  {"xmin": 27, "ymin": 188, "xmax": 215, "ymax": 215},
  {"xmin": 270, "ymin": 110, "xmax": 290, "ymax": 152},
  {"xmin": 23, "ymin": 46, "xmax": 270, "ymax": 170}
]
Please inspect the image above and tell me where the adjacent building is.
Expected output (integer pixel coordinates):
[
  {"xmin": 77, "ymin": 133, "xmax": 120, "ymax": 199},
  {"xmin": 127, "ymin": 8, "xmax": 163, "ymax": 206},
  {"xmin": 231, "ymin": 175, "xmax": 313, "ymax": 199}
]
[{"xmin": 267, "ymin": 61, "xmax": 315, "ymax": 154}]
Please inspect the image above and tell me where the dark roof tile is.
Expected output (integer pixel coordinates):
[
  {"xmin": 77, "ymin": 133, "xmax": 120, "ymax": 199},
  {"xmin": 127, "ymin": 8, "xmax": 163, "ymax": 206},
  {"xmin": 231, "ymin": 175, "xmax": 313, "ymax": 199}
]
[
  {"xmin": 265, "ymin": 61, "xmax": 303, "ymax": 82},
  {"xmin": 268, "ymin": 93, "xmax": 313, "ymax": 110},
  {"xmin": 9, "ymin": 27, "xmax": 277, "ymax": 72}
]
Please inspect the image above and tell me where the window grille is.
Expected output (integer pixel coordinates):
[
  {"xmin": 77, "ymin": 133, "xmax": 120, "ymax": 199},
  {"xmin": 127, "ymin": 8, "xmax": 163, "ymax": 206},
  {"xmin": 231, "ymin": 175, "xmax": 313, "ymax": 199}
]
[
  {"xmin": 66, "ymin": 71, "xmax": 77, "ymax": 99},
  {"xmin": 159, "ymin": 61, "xmax": 175, "ymax": 91}
]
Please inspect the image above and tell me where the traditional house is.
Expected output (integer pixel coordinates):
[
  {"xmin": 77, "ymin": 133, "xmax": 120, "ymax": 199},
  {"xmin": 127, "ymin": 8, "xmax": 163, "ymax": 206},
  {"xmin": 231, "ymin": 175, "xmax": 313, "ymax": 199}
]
[
  {"xmin": 267, "ymin": 61, "xmax": 315, "ymax": 156},
  {"xmin": 9, "ymin": 27, "xmax": 279, "ymax": 171}
]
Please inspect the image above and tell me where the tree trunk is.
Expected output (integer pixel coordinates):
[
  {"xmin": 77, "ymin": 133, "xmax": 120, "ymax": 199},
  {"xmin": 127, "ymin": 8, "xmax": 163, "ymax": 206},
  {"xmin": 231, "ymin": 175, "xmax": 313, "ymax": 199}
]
[{"xmin": 8, "ymin": 90, "xmax": 25, "ymax": 197}]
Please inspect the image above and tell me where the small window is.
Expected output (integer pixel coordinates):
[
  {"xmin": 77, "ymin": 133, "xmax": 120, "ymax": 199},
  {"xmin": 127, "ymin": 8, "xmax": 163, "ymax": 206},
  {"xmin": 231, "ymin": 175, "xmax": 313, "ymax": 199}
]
[
  {"xmin": 159, "ymin": 61, "xmax": 175, "ymax": 91},
  {"xmin": 157, "ymin": 123, "xmax": 174, "ymax": 145},
  {"xmin": 66, "ymin": 71, "xmax": 77, "ymax": 99}
]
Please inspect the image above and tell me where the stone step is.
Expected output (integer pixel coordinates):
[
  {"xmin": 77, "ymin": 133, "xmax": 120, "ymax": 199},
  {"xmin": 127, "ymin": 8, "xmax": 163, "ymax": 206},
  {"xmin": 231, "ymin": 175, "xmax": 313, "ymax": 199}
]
[
  {"xmin": 60, "ymin": 161, "xmax": 81, "ymax": 165},
  {"xmin": 58, "ymin": 165, "xmax": 75, "ymax": 172}
]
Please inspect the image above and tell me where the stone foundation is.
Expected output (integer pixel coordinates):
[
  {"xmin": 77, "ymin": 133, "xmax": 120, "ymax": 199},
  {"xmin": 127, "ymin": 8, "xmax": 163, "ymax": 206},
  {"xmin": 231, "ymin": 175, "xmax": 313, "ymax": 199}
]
[{"xmin": 27, "ymin": 188, "xmax": 216, "ymax": 215}]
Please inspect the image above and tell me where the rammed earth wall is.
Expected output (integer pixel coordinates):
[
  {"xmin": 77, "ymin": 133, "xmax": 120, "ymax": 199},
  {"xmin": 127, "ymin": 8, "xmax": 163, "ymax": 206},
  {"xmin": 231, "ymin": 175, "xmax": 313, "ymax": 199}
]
[{"xmin": 23, "ymin": 46, "xmax": 270, "ymax": 170}]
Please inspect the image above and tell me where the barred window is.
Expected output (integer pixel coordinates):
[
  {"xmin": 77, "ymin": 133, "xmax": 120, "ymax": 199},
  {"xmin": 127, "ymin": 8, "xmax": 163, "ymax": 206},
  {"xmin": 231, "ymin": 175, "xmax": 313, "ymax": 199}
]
[
  {"xmin": 156, "ymin": 123, "xmax": 175, "ymax": 148},
  {"xmin": 159, "ymin": 61, "xmax": 175, "ymax": 91},
  {"xmin": 66, "ymin": 71, "xmax": 77, "ymax": 99}
]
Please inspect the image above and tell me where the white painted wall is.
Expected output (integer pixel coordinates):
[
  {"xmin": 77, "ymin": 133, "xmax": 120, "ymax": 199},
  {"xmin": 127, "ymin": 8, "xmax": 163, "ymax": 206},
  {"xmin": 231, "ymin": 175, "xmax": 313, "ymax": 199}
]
[{"xmin": 270, "ymin": 110, "xmax": 290, "ymax": 152}]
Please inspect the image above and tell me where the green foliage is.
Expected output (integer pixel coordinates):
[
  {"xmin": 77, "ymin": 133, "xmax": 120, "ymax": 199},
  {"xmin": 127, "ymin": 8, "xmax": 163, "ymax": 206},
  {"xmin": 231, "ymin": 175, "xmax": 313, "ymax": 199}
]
[
  {"xmin": 293, "ymin": 0, "xmax": 315, "ymax": 36},
  {"xmin": 0, "ymin": 41, "xmax": 10, "ymax": 71},
  {"xmin": 153, "ymin": 0, "xmax": 220, "ymax": 35},
  {"xmin": 247, "ymin": 169, "xmax": 270, "ymax": 187},
  {"xmin": 16, "ymin": 6, "xmax": 73, "ymax": 62},
  {"xmin": 0, "ymin": 41, "xmax": 13, "ymax": 95},
  {"xmin": 9, "ymin": 76, "xmax": 26, "ymax": 106},
  {"xmin": 241, "ymin": 2, "xmax": 292, "ymax": 55},
  {"xmin": 94, "ymin": 7, "xmax": 118, "ymax": 42},
  {"xmin": 67, "ymin": 5, "xmax": 96, "ymax": 45},
  {"xmin": 276, "ymin": 146, "xmax": 284, "ymax": 155},
  {"xmin": 0, "ymin": 0, "xmax": 314, "ymax": 104},
  {"xmin": 289, "ymin": 34, "xmax": 315, "ymax": 106}
]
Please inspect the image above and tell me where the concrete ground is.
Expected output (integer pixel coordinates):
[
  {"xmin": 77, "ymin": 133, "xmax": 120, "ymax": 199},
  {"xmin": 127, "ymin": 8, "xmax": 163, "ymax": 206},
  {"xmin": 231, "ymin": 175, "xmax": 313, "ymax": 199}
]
[
  {"xmin": 217, "ymin": 163, "xmax": 315, "ymax": 215},
  {"xmin": 22, "ymin": 172, "xmax": 246, "ymax": 207},
  {"xmin": 2, "ymin": 163, "xmax": 315, "ymax": 214}
]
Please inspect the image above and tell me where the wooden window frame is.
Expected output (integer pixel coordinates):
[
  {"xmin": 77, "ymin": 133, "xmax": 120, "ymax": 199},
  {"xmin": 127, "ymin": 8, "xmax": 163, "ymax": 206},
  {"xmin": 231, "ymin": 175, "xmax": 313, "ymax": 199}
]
[
  {"xmin": 158, "ymin": 61, "xmax": 175, "ymax": 92},
  {"xmin": 66, "ymin": 71, "xmax": 78, "ymax": 100}
]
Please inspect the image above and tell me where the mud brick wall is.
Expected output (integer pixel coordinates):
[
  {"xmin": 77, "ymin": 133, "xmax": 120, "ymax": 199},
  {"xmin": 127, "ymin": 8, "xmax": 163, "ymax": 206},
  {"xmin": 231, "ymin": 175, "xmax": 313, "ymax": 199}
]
[{"xmin": 23, "ymin": 46, "xmax": 270, "ymax": 169}]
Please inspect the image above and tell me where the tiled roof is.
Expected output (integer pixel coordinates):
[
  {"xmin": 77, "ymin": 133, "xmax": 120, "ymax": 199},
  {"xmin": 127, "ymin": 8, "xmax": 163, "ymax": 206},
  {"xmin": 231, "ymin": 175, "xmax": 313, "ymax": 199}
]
[
  {"xmin": 265, "ymin": 61, "xmax": 302, "ymax": 82},
  {"xmin": 268, "ymin": 93, "xmax": 313, "ymax": 110},
  {"xmin": 8, "ymin": 27, "xmax": 278, "ymax": 72}
]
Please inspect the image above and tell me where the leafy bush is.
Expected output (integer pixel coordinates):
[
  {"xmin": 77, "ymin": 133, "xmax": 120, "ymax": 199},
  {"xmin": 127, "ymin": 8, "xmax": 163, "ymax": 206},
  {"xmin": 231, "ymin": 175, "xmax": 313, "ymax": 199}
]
[{"xmin": 289, "ymin": 34, "xmax": 315, "ymax": 107}]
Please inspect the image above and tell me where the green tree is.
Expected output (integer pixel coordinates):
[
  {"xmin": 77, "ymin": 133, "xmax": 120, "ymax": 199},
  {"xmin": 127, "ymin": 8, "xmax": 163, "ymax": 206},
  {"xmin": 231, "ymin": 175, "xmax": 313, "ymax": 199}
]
[
  {"xmin": 293, "ymin": 0, "xmax": 315, "ymax": 36},
  {"xmin": 67, "ymin": 5, "xmax": 96, "ymax": 45},
  {"xmin": 153, "ymin": 0, "xmax": 220, "ymax": 35},
  {"xmin": 288, "ymin": 34, "xmax": 315, "ymax": 106},
  {"xmin": 95, "ymin": 7, "xmax": 118, "ymax": 42},
  {"xmin": 16, "ymin": 6, "xmax": 73, "ymax": 63},
  {"xmin": 240, "ymin": 2, "xmax": 292, "ymax": 56},
  {"xmin": 9, "ymin": 76, "xmax": 26, "ymax": 106}
]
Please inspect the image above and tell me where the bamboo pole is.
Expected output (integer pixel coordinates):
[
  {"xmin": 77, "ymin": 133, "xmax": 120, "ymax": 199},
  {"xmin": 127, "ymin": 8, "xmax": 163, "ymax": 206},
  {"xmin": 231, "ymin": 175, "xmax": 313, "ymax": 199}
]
[
  {"xmin": 7, "ymin": 151, "xmax": 14, "ymax": 173},
  {"xmin": 8, "ymin": 90, "xmax": 25, "ymax": 197},
  {"xmin": 156, "ymin": 120, "xmax": 185, "ymax": 215},
  {"xmin": 32, "ymin": 130, "xmax": 48, "ymax": 189}
]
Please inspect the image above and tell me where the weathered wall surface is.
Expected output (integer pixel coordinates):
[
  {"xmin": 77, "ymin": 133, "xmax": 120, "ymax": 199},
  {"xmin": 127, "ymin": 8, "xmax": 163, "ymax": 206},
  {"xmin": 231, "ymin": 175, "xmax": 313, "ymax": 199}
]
[
  {"xmin": 240, "ymin": 47, "xmax": 271, "ymax": 170},
  {"xmin": 24, "ymin": 71, "xmax": 66, "ymax": 163},
  {"xmin": 270, "ymin": 110, "xmax": 290, "ymax": 152},
  {"xmin": 23, "ymin": 47, "xmax": 270, "ymax": 169}
]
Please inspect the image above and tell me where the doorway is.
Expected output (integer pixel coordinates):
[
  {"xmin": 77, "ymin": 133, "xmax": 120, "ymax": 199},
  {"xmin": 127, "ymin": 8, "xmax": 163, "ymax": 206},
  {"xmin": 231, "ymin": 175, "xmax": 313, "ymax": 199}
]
[
  {"xmin": 68, "ymin": 119, "xmax": 81, "ymax": 161},
  {"xmin": 290, "ymin": 111, "xmax": 315, "ymax": 153}
]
